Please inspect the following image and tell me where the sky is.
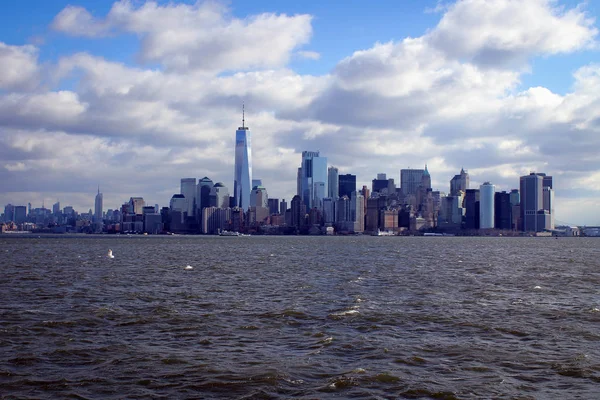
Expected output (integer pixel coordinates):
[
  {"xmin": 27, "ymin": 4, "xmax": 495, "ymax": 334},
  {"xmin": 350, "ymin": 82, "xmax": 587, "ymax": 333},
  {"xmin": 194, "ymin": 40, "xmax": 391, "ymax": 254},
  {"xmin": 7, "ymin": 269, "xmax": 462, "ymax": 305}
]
[{"xmin": 1, "ymin": 0, "xmax": 599, "ymax": 225}]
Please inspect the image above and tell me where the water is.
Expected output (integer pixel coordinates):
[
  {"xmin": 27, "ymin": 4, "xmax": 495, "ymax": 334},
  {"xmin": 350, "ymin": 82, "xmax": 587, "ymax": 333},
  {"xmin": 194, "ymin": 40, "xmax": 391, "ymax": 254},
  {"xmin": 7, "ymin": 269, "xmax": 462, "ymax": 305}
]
[{"xmin": 1, "ymin": 235, "xmax": 599, "ymax": 399}]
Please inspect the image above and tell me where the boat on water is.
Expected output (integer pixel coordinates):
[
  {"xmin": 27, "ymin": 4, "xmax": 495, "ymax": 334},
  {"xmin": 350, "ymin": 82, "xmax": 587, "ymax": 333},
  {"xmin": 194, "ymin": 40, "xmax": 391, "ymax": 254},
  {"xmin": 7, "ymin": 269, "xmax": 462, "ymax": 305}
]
[
  {"xmin": 219, "ymin": 230, "xmax": 240, "ymax": 237},
  {"xmin": 372, "ymin": 229, "xmax": 395, "ymax": 236}
]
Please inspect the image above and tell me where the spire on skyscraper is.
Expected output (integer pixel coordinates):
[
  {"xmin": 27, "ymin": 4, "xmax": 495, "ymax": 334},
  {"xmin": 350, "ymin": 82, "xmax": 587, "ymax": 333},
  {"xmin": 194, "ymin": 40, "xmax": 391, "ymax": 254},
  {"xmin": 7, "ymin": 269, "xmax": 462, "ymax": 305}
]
[{"xmin": 242, "ymin": 103, "xmax": 245, "ymax": 129}]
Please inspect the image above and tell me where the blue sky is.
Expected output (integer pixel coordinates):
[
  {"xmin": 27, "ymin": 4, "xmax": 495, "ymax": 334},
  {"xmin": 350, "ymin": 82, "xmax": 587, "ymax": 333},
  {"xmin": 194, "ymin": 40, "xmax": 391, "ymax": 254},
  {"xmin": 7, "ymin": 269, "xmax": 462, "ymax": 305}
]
[{"xmin": 1, "ymin": 0, "xmax": 599, "ymax": 225}]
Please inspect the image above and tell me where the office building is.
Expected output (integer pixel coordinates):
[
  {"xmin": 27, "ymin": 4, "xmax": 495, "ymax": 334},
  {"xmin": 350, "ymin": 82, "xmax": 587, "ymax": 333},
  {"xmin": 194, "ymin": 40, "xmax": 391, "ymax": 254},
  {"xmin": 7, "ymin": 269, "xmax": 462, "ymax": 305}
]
[
  {"xmin": 328, "ymin": 167, "xmax": 339, "ymax": 200},
  {"xmin": 268, "ymin": 198, "xmax": 279, "ymax": 215},
  {"xmin": 494, "ymin": 191, "xmax": 512, "ymax": 230},
  {"xmin": 479, "ymin": 182, "xmax": 495, "ymax": 229},
  {"xmin": 298, "ymin": 151, "xmax": 328, "ymax": 209},
  {"xmin": 210, "ymin": 183, "xmax": 230, "ymax": 209},
  {"xmin": 520, "ymin": 173, "xmax": 553, "ymax": 232},
  {"xmin": 250, "ymin": 186, "xmax": 268, "ymax": 208},
  {"xmin": 401, "ymin": 168, "xmax": 425, "ymax": 196},
  {"xmin": 464, "ymin": 189, "xmax": 480, "ymax": 230},
  {"xmin": 197, "ymin": 177, "xmax": 213, "ymax": 216},
  {"xmin": 234, "ymin": 107, "xmax": 252, "ymax": 210},
  {"xmin": 450, "ymin": 168, "xmax": 469, "ymax": 196},
  {"xmin": 338, "ymin": 174, "xmax": 356, "ymax": 198},
  {"xmin": 180, "ymin": 178, "xmax": 196, "ymax": 217}
]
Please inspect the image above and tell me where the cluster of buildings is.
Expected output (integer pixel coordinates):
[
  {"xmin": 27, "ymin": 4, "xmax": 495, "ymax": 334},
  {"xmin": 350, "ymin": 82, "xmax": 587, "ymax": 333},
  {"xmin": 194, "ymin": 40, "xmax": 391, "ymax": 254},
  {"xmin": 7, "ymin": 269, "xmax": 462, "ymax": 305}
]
[{"xmin": 0, "ymin": 112, "xmax": 589, "ymax": 236}]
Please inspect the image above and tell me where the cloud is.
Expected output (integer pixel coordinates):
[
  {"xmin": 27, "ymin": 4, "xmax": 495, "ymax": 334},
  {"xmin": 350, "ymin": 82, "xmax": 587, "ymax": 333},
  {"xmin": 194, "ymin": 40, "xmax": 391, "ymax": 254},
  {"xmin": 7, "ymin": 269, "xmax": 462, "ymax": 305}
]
[
  {"xmin": 51, "ymin": 5, "xmax": 113, "ymax": 37},
  {"xmin": 51, "ymin": 0, "xmax": 313, "ymax": 73},
  {"xmin": 427, "ymin": 0, "xmax": 598, "ymax": 66},
  {"xmin": 296, "ymin": 50, "xmax": 321, "ymax": 60},
  {"xmin": 0, "ymin": 42, "xmax": 39, "ymax": 91}
]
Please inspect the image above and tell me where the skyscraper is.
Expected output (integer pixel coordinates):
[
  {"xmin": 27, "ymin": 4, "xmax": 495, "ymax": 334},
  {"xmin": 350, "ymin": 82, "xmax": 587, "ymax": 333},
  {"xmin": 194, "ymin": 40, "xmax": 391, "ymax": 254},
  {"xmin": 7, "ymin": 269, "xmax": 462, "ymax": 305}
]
[
  {"xmin": 450, "ymin": 168, "xmax": 470, "ymax": 196},
  {"xmin": 180, "ymin": 178, "xmax": 196, "ymax": 217},
  {"xmin": 338, "ymin": 174, "xmax": 356, "ymax": 198},
  {"xmin": 520, "ymin": 173, "xmax": 553, "ymax": 232},
  {"xmin": 298, "ymin": 151, "xmax": 328, "ymax": 209},
  {"xmin": 94, "ymin": 187, "xmax": 103, "ymax": 224},
  {"xmin": 479, "ymin": 182, "xmax": 495, "ymax": 229},
  {"xmin": 328, "ymin": 167, "xmax": 339, "ymax": 200},
  {"xmin": 197, "ymin": 177, "xmax": 213, "ymax": 216},
  {"xmin": 400, "ymin": 168, "xmax": 425, "ymax": 196},
  {"xmin": 234, "ymin": 106, "xmax": 252, "ymax": 210}
]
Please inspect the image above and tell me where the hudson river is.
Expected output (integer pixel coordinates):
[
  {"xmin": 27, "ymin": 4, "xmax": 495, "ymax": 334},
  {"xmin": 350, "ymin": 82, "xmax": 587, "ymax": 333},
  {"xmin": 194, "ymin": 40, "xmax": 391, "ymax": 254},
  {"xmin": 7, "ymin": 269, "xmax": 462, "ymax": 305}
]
[{"xmin": 1, "ymin": 235, "xmax": 599, "ymax": 399}]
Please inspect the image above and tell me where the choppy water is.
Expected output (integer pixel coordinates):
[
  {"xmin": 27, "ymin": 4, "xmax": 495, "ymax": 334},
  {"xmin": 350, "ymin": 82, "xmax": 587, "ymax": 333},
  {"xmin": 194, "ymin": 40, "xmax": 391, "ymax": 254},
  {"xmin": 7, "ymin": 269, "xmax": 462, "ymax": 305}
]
[{"xmin": 1, "ymin": 235, "xmax": 599, "ymax": 399}]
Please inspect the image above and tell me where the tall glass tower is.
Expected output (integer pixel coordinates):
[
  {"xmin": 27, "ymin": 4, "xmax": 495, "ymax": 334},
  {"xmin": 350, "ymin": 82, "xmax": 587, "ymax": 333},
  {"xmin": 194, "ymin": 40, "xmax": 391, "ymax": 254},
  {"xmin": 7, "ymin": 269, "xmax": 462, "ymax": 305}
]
[{"xmin": 234, "ymin": 106, "xmax": 252, "ymax": 210}]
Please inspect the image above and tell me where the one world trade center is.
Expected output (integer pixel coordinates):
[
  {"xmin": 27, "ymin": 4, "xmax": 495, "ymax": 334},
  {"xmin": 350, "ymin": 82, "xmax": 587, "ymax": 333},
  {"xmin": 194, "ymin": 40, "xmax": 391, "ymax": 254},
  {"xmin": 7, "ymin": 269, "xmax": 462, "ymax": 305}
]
[{"xmin": 234, "ymin": 106, "xmax": 252, "ymax": 210}]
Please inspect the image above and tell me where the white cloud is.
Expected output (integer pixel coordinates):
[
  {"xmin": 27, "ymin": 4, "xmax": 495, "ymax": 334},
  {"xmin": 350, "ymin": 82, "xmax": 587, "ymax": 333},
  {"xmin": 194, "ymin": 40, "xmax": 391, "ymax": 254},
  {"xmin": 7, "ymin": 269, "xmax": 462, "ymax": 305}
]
[
  {"xmin": 51, "ymin": 0, "xmax": 313, "ymax": 73},
  {"xmin": 427, "ymin": 0, "xmax": 597, "ymax": 66},
  {"xmin": 296, "ymin": 50, "xmax": 321, "ymax": 60},
  {"xmin": 0, "ymin": 42, "xmax": 39, "ymax": 91}
]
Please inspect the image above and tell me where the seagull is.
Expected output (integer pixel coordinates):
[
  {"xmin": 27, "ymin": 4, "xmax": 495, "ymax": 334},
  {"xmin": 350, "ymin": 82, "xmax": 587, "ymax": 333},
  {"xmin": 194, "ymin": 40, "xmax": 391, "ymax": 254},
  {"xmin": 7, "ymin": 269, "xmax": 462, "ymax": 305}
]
[
  {"xmin": 107, "ymin": 249, "xmax": 114, "ymax": 259},
  {"xmin": 185, "ymin": 265, "xmax": 193, "ymax": 270}
]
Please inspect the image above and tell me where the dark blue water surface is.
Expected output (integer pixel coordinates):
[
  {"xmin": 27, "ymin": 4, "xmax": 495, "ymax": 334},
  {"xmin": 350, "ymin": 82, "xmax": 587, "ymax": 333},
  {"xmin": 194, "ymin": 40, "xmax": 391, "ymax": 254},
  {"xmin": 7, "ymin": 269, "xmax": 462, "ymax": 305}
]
[{"xmin": 1, "ymin": 235, "xmax": 599, "ymax": 399}]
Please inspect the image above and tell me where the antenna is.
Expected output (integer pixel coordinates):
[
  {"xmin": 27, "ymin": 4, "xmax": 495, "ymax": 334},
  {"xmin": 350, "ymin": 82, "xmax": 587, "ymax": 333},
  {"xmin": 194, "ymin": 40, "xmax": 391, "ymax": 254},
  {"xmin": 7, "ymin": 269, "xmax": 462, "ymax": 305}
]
[{"xmin": 242, "ymin": 103, "xmax": 245, "ymax": 129}]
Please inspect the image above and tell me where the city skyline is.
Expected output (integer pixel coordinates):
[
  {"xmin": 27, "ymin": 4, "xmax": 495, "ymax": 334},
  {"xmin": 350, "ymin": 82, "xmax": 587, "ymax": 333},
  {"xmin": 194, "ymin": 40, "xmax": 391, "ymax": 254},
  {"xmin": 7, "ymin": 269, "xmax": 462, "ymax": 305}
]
[{"xmin": 1, "ymin": 1, "xmax": 600, "ymax": 225}]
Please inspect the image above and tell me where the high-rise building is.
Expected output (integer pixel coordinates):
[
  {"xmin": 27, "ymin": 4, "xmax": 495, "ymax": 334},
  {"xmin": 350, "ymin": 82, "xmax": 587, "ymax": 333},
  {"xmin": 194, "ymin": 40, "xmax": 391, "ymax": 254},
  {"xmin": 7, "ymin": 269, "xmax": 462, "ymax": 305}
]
[
  {"xmin": 280, "ymin": 199, "xmax": 287, "ymax": 215},
  {"xmin": 479, "ymin": 182, "xmax": 495, "ymax": 229},
  {"xmin": 494, "ymin": 191, "xmax": 512, "ymax": 230},
  {"xmin": 338, "ymin": 174, "xmax": 356, "ymax": 198},
  {"xmin": 268, "ymin": 198, "xmax": 279, "ymax": 215},
  {"xmin": 290, "ymin": 195, "xmax": 305, "ymax": 228},
  {"xmin": 128, "ymin": 197, "xmax": 145, "ymax": 215},
  {"xmin": 53, "ymin": 201, "xmax": 61, "ymax": 216},
  {"xmin": 197, "ymin": 177, "xmax": 213, "ymax": 216},
  {"xmin": 401, "ymin": 168, "xmax": 425, "ymax": 196},
  {"xmin": 250, "ymin": 186, "xmax": 268, "ymax": 208},
  {"xmin": 372, "ymin": 173, "xmax": 396, "ymax": 195},
  {"xmin": 170, "ymin": 194, "xmax": 187, "ymax": 212},
  {"xmin": 328, "ymin": 167, "xmax": 339, "ymax": 200},
  {"xmin": 234, "ymin": 107, "xmax": 252, "ymax": 210},
  {"xmin": 450, "ymin": 168, "xmax": 470, "ymax": 196},
  {"xmin": 520, "ymin": 173, "xmax": 553, "ymax": 232},
  {"xmin": 14, "ymin": 206, "xmax": 26, "ymax": 224},
  {"xmin": 211, "ymin": 183, "xmax": 230, "ymax": 208},
  {"xmin": 298, "ymin": 151, "xmax": 328, "ymax": 209},
  {"xmin": 180, "ymin": 178, "xmax": 196, "ymax": 217},
  {"xmin": 464, "ymin": 189, "xmax": 480, "ymax": 230},
  {"xmin": 95, "ymin": 187, "xmax": 103, "ymax": 225}
]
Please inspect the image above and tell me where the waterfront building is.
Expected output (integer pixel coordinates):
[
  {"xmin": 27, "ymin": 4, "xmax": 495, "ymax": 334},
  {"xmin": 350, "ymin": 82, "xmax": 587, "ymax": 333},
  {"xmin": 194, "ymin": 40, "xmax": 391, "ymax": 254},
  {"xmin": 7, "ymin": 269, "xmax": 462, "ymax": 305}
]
[
  {"xmin": 279, "ymin": 199, "xmax": 287, "ymax": 215},
  {"xmin": 94, "ymin": 188, "xmax": 103, "ymax": 229},
  {"xmin": 479, "ymin": 182, "xmax": 495, "ymax": 229},
  {"xmin": 234, "ymin": 108, "xmax": 252, "ymax": 210},
  {"xmin": 338, "ymin": 174, "xmax": 356, "ymax": 199},
  {"xmin": 298, "ymin": 151, "xmax": 328, "ymax": 210},
  {"xmin": 494, "ymin": 191, "xmax": 512, "ymax": 230},
  {"xmin": 210, "ymin": 183, "xmax": 230, "ymax": 209},
  {"xmin": 180, "ymin": 178, "xmax": 197, "ymax": 217},
  {"xmin": 290, "ymin": 195, "xmax": 305, "ymax": 229},
  {"xmin": 197, "ymin": 177, "xmax": 213, "ymax": 217},
  {"xmin": 401, "ymin": 168, "xmax": 425, "ymax": 196},
  {"xmin": 450, "ymin": 168, "xmax": 470, "ymax": 196},
  {"xmin": 202, "ymin": 207, "xmax": 231, "ymax": 234},
  {"xmin": 328, "ymin": 167, "xmax": 339, "ymax": 200},
  {"xmin": 520, "ymin": 173, "xmax": 553, "ymax": 232},
  {"xmin": 4, "ymin": 204, "xmax": 14, "ymax": 222},
  {"xmin": 53, "ymin": 201, "xmax": 61, "ymax": 216},
  {"xmin": 170, "ymin": 194, "xmax": 187, "ymax": 213},
  {"xmin": 250, "ymin": 186, "xmax": 268, "ymax": 208},
  {"xmin": 14, "ymin": 206, "xmax": 27, "ymax": 224},
  {"xmin": 323, "ymin": 197, "xmax": 335, "ymax": 224},
  {"xmin": 268, "ymin": 198, "xmax": 279, "ymax": 215},
  {"xmin": 464, "ymin": 189, "xmax": 480, "ymax": 230},
  {"xmin": 129, "ymin": 197, "xmax": 145, "ymax": 215}
]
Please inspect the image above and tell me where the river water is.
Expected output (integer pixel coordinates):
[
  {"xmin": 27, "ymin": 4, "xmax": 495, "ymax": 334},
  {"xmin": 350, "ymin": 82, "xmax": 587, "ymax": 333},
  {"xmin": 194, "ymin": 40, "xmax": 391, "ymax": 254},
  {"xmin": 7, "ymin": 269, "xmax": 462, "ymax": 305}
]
[{"xmin": 1, "ymin": 235, "xmax": 599, "ymax": 399}]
